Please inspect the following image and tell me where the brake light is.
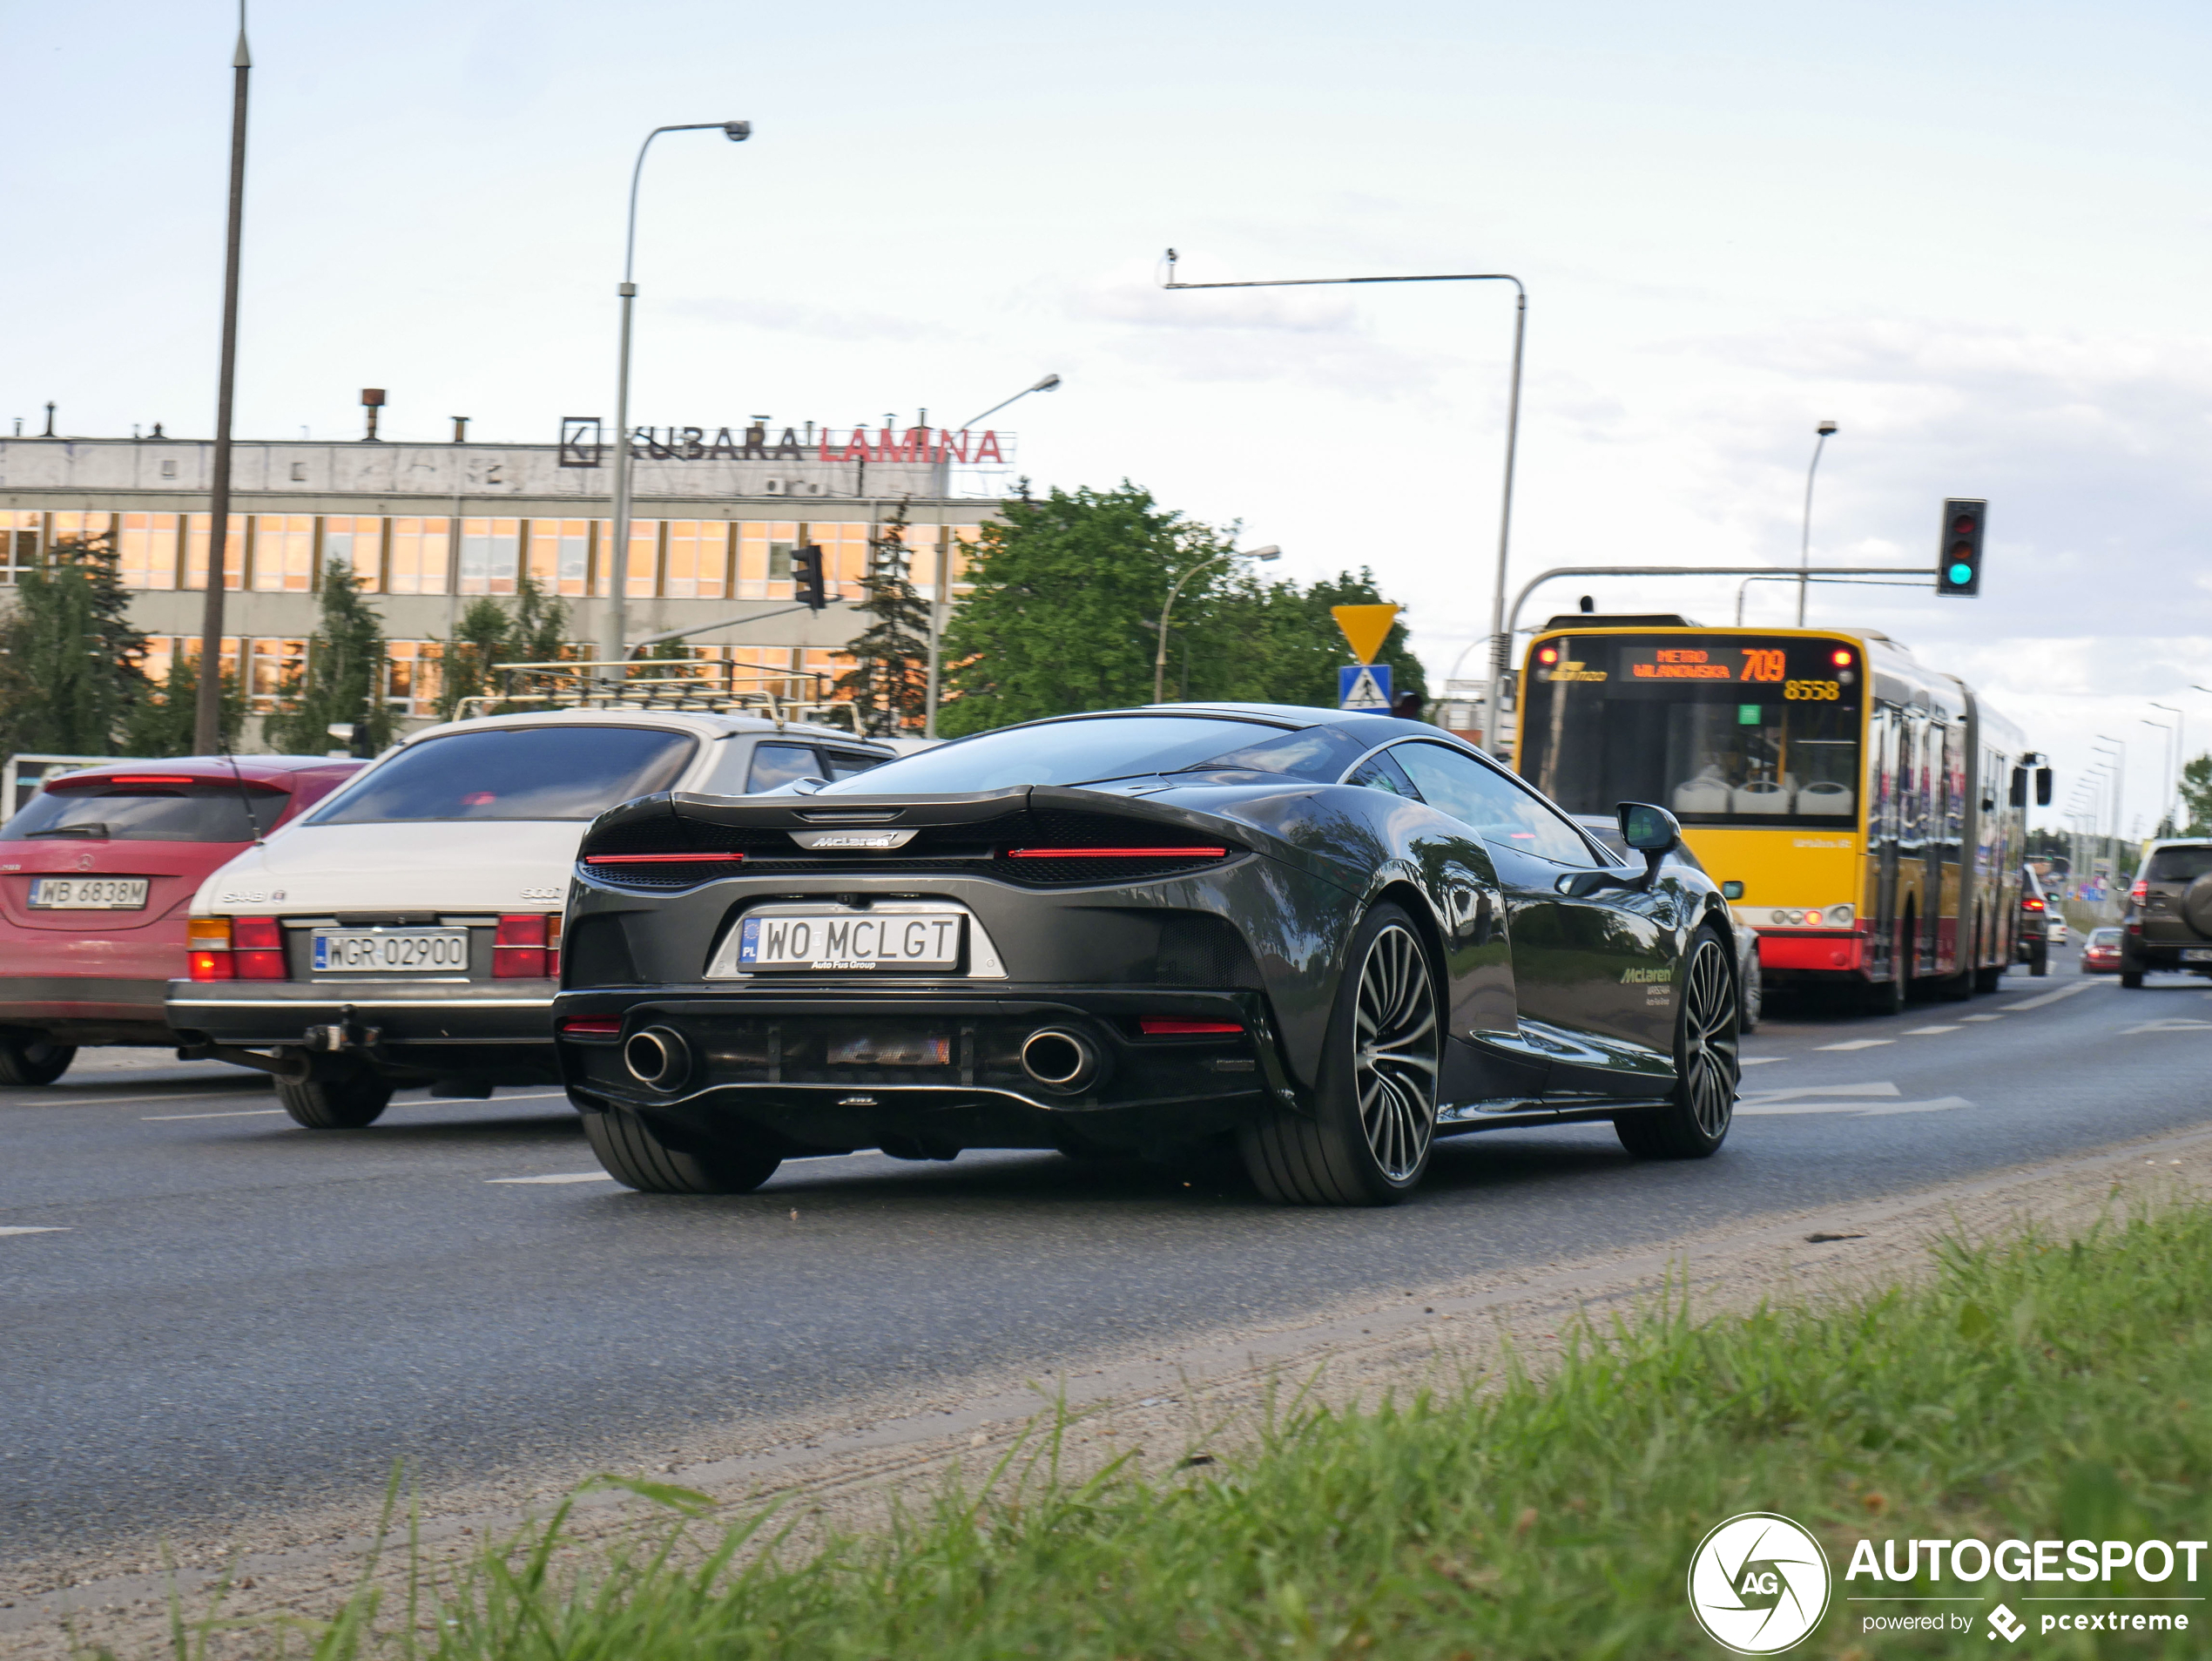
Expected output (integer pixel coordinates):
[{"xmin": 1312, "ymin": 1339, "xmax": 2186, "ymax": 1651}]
[
  {"xmin": 232, "ymin": 915, "xmax": 287, "ymax": 979},
  {"xmin": 494, "ymin": 913, "xmax": 556, "ymax": 978},
  {"xmin": 2130, "ymin": 879, "xmax": 2148, "ymax": 902},
  {"xmin": 559, "ymin": 1016, "xmax": 621, "ymax": 1037},
  {"xmin": 97, "ymin": 773, "xmax": 200, "ymax": 787},
  {"xmin": 582, "ymin": 852, "xmax": 745, "ymax": 865},
  {"xmin": 2023, "ymin": 896, "xmax": 2044, "ymax": 911},
  {"xmin": 1139, "ymin": 1017, "xmax": 1245, "ymax": 1036},
  {"xmin": 1008, "ymin": 847, "xmax": 1229, "ymax": 860},
  {"xmin": 187, "ymin": 917, "xmax": 233, "ymax": 981}
]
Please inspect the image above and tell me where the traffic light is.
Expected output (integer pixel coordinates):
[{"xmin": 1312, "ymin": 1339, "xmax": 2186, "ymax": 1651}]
[
  {"xmin": 1935, "ymin": 497, "xmax": 1986, "ymax": 597},
  {"xmin": 792, "ymin": 544, "xmax": 827, "ymax": 610}
]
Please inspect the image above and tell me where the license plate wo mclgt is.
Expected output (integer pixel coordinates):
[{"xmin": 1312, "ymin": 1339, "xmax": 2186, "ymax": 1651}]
[{"xmin": 737, "ymin": 911, "xmax": 963, "ymax": 971}]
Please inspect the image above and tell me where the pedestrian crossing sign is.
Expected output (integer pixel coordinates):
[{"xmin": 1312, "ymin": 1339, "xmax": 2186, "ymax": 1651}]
[{"xmin": 1339, "ymin": 662, "xmax": 1393, "ymax": 710}]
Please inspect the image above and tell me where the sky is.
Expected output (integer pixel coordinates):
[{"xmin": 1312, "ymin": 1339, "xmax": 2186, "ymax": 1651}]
[{"xmin": 3, "ymin": 0, "xmax": 2209, "ymax": 834}]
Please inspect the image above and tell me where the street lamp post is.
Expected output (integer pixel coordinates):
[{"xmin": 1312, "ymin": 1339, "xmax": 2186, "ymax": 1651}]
[
  {"xmin": 921, "ymin": 374, "xmax": 1062, "ymax": 738},
  {"xmin": 192, "ymin": 14, "xmax": 253, "ymax": 754},
  {"xmin": 602, "ymin": 119, "xmax": 751, "ymax": 674},
  {"xmin": 1153, "ymin": 545, "xmax": 1279, "ymax": 704},
  {"xmin": 2146, "ymin": 706, "xmax": 2181, "ymax": 834},
  {"xmin": 2094, "ymin": 737, "xmax": 2126, "ymax": 845},
  {"xmin": 1796, "ymin": 420, "xmax": 1838, "ymax": 628},
  {"xmin": 1160, "ymin": 252, "xmax": 1525, "ymax": 753}
]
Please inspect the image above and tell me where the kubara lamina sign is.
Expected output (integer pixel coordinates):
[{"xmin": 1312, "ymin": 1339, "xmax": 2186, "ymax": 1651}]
[{"xmin": 558, "ymin": 419, "xmax": 1009, "ymax": 469}]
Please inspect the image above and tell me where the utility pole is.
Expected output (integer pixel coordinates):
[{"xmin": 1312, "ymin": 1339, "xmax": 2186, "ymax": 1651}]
[{"xmin": 193, "ymin": 11, "xmax": 252, "ymax": 753}]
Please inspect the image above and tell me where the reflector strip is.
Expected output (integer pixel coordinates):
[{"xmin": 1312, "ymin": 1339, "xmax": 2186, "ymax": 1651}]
[
  {"xmin": 583, "ymin": 852, "xmax": 746, "ymax": 864},
  {"xmin": 1008, "ymin": 847, "xmax": 1228, "ymax": 859},
  {"xmin": 560, "ymin": 1017, "xmax": 622, "ymax": 1036},
  {"xmin": 1139, "ymin": 1017, "xmax": 1245, "ymax": 1036}
]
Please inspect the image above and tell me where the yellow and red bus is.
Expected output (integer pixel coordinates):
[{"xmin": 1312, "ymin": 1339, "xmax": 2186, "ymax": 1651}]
[{"xmin": 1513, "ymin": 618, "xmax": 2031, "ymax": 1009}]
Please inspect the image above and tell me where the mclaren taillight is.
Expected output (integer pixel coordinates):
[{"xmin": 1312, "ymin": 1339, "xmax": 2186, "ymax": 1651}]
[
  {"xmin": 1138, "ymin": 1017, "xmax": 1244, "ymax": 1036},
  {"xmin": 494, "ymin": 913, "xmax": 559, "ymax": 978},
  {"xmin": 1008, "ymin": 847, "xmax": 1229, "ymax": 860}
]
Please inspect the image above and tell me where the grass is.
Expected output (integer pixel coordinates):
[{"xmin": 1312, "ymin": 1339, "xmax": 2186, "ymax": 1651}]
[{"xmin": 133, "ymin": 1194, "xmax": 2212, "ymax": 1660}]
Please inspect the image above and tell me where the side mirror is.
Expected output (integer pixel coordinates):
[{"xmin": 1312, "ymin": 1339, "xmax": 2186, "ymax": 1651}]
[
  {"xmin": 2009, "ymin": 766, "xmax": 2028, "ymax": 808},
  {"xmin": 1618, "ymin": 801, "xmax": 1681, "ymax": 853},
  {"xmin": 2035, "ymin": 766, "xmax": 2054, "ymax": 807},
  {"xmin": 1722, "ymin": 880, "xmax": 1744, "ymax": 901}
]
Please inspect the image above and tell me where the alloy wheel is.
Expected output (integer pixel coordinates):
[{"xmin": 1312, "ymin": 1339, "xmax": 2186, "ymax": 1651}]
[
  {"xmin": 1681, "ymin": 936, "xmax": 1739, "ymax": 1138},
  {"xmin": 1352, "ymin": 922, "xmax": 1440, "ymax": 1180}
]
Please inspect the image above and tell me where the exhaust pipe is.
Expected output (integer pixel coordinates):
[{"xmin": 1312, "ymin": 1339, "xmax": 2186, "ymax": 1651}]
[
  {"xmin": 1020, "ymin": 1027, "xmax": 1100, "ymax": 1094},
  {"xmin": 622, "ymin": 1026, "xmax": 691, "ymax": 1092}
]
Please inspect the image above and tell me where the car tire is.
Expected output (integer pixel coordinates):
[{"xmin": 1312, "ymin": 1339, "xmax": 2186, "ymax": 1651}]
[
  {"xmin": 2029, "ymin": 941, "xmax": 2049, "ymax": 977},
  {"xmin": 276, "ymin": 1069, "xmax": 394, "ymax": 1129},
  {"xmin": 584, "ymin": 1107, "xmax": 782, "ymax": 1195},
  {"xmin": 1239, "ymin": 902, "xmax": 1440, "ymax": 1207},
  {"xmin": 0, "ymin": 1036, "xmax": 77, "ymax": 1087},
  {"xmin": 2121, "ymin": 969, "xmax": 2145, "ymax": 989},
  {"xmin": 1974, "ymin": 964, "xmax": 2005, "ymax": 994},
  {"xmin": 1616, "ymin": 927, "xmax": 1737, "ymax": 1161}
]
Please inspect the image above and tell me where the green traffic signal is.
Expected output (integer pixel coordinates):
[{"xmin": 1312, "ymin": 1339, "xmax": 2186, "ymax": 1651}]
[{"xmin": 1935, "ymin": 499, "xmax": 1986, "ymax": 597}]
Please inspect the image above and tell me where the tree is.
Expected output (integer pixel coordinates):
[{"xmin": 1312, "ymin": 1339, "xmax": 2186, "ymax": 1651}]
[
  {"xmin": 940, "ymin": 483, "xmax": 1232, "ymax": 735},
  {"xmin": 2180, "ymin": 753, "xmax": 2211, "ymax": 836},
  {"xmin": 264, "ymin": 561, "xmax": 395, "ymax": 756},
  {"xmin": 432, "ymin": 571, "xmax": 573, "ymax": 721},
  {"xmin": 118, "ymin": 651, "xmax": 246, "ymax": 757},
  {"xmin": 0, "ymin": 531, "xmax": 150, "ymax": 758},
  {"xmin": 1169, "ymin": 566, "xmax": 1428, "ymax": 709},
  {"xmin": 835, "ymin": 501, "xmax": 934, "ymax": 735}
]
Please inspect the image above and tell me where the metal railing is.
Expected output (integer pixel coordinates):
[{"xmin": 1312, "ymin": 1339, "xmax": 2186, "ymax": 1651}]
[{"xmin": 451, "ymin": 658, "xmax": 860, "ymax": 733}]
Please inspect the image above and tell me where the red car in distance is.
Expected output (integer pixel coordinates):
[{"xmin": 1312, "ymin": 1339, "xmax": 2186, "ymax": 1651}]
[{"xmin": 0, "ymin": 756, "xmax": 363, "ymax": 1085}]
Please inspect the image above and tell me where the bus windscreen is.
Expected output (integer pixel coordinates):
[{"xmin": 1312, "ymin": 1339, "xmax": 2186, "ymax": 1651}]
[{"xmin": 1519, "ymin": 633, "xmax": 1862, "ymax": 828}]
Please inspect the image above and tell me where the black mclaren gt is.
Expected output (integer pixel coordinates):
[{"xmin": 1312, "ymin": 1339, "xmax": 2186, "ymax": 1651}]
[{"xmin": 553, "ymin": 704, "xmax": 1741, "ymax": 1205}]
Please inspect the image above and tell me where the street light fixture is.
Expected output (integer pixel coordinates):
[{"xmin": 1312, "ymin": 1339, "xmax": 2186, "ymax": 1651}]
[
  {"xmin": 2146, "ymin": 705, "xmax": 2182, "ymax": 833},
  {"xmin": 1796, "ymin": 420, "xmax": 1839, "ymax": 628},
  {"xmin": 1153, "ymin": 544, "xmax": 1280, "ymax": 704},
  {"xmin": 960, "ymin": 374, "xmax": 1061, "ymax": 431},
  {"xmin": 603, "ymin": 118, "xmax": 751, "ymax": 672},
  {"xmin": 1160, "ymin": 250, "xmax": 1526, "ymax": 753}
]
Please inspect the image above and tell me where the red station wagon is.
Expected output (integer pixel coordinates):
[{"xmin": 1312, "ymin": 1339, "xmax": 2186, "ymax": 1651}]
[{"xmin": 0, "ymin": 757, "xmax": 363, "ymax": 1085}]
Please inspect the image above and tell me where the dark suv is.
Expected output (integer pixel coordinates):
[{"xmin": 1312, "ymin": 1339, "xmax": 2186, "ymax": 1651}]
[{"xmin": 2121, "ymin": 839, "xmax": 2212, "ymax": 988}]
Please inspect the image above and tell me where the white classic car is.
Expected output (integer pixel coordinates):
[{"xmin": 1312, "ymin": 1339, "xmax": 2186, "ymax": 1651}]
[{"xmin": 166, "ymin": 708, "xmax": 894, "ymax": 1127}]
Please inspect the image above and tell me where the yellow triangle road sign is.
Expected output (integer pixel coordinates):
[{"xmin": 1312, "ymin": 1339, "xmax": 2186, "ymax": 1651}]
[{"xmin": 1331, "ymin": 604, "xmax": 1400, "ymax": 666}]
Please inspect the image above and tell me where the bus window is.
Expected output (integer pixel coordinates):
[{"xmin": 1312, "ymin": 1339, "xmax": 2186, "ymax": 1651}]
[{"xmin": 1519, "ymin": 633, "xmax": 1861, "ymax": 828}]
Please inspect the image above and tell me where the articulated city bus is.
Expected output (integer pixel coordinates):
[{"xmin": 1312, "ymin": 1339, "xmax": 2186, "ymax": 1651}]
[{"xmin": 1513, "ymin": 617, "xmax": 2033, "ymax": 1009}]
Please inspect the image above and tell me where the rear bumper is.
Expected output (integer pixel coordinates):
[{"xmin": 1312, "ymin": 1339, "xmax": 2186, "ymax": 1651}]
[
  {"xmin": 1756, "ymin": 931, "xmax": 1867, "ymax": 975},
  {"xmin": 552, "ymin": 985, "xmax": 1291, "ymax": 1158},
  {"xmin": 165, "ymin": 978, "xmax": 559, "ymax": 1066}
]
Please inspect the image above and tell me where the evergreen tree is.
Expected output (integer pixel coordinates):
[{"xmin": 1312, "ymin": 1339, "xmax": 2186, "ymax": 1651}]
[
  {"xmin": 265, "ymin": 561, "xmax": 395, "ymax": 756},
  {"xmin": 432, "ymin": 571, "xmax": 573, "ymax": 721},
  {"xmin": 2180, "ymin": 753, "xmax": 2211, "ymax": 836},
  {"xmin": 835, "ymin": 502, "xmax": 934, "ymax": 735},
  {"xmin": 0, "ymin": 531, "xmax": 151, "ymax": 758},
  {"xmin": 118, "ymin": 651, "xmax": 246, "ymax": 757}
]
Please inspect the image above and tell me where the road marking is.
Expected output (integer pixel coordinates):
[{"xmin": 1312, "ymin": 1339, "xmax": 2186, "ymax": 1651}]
[
  {"xmin": 486, "ymin": 1172, "xmax": 614, "ymax": 1185},
  {"xmin": 1743, "ymin": 1082, "xmax": 1898, "ymax": 1104},
  {"xmin": 1904, "ymin": 1024, "xmax": 1961, "ymax": 1035},
  {"xmin": 2, "ymin": 1088, "xmax": 273, "ymax": 1109},
  {"xmin": 0, "ymin": 1226, "xmax": 69, "ymax": 1236},
  {"xmin": 2000, "ymin": 982, "xmax": 2106, "ymax": 1012},
  {"xmin": 142, "ymin": 1108, "xmax": 288, "ymax": 1121},
  {"xmin": 1959, "ymin": 1013, "xmax": 2006, "ymax": 1021},
  {"xmin": 1739, "ymin": 1083, "xmax": 1973, "ymax": 1117},
  {"xmin": 1739, "ymin": 1057, "xmax": 1786, "ymax": 1066},
  {"xmin": 2117, "ymin": 1019, "xmax": 2212, "ymax": 1036},
  {"xmin": 1815, "ymin": 1038, "xmax": 1894, "ymax": 1050}
]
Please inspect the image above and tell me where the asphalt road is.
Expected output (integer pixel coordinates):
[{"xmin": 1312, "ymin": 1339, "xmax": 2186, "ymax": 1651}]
[{"xmin": 5, "ymin": 945, "xmax": 2209, "ymax": 1562}]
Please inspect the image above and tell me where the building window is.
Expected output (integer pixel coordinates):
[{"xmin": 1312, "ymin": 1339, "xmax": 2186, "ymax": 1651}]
[
  {"xmin": 244, "ymin": 638, "xmax": 307, "ymax": 712},
  {"xmin": 250, "ymin": 514, "xmax": 314, "ymax": 592},
  {"xmin": 48, "ymin": 510, "xmax": 116, "ymax": 553},
  {"xmin": 118, "ymin": 513, "xmax": 182, "ymax": 590},
  {"xmin": 0, "ymin": 511, "xmax": 40, "ymax": 584},
  {"xmin": 168, "ymin": 633, "xmax": 242, "ymax": 690},
  {"xmin": 458, "ymin": 517, "xmax": 521, "ymax": 595},
  {"xmin": 734, "ymin": 521, "xmax": 799, "ymax": 599},
  {"xmin": 388, "ymin": 518, "xmax": 451, "ymax": 595},
  {"xmin": 323, "ymin": 516, "xmax": 384, "ymax": 591},
  {"xmin": 185, "ymin": 514, "xmax": 246, "ymax": 591},
  {"xmin": 526, "ymin": 519, "xmax": 590, "ymax": 597},
  {"xmin": 591, "ymin": 520, "xmax": 658, "ymax": 598},
  {"xmin": 385, "ymin": 640, "xmax": 443, "ymax": 715},
  {"xmin": 663, "ymin": 521, "xmax": 728, "ymax": 599},
  {"xmin": 806, "ymin": 523, "xmax": 870, "ymax": 603}
]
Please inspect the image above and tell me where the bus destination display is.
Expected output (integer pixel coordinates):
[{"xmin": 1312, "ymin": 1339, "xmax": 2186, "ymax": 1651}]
[{"xmin": 1536, "ymin": 640, "xmax": 1851, "ymax": 702}]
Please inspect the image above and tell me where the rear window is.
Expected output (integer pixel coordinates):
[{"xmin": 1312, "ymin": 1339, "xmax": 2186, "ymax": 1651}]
[
  {"xmin": 0, "ymin": 782, "xmax": 279, "ymax": 843},
  {"xmin": 2146, "ymin": 846, "xmax": 2212, "ymax": 884},
  {"xmin": 814, "ymin": 715, "xmax": 1293, "ymax": 793},
  {"xmin": 310, "ymin": 726, "xmax": 694, "ymax": 823}
]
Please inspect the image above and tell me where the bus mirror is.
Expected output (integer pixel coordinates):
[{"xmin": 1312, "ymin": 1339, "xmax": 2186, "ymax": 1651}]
[
  {"xmin": 2009, "ymin": 766, "xmax": 2028, "ymax": 808},
  {"xmin": 1618, "ymin": 801, "xmax": 1680, "ymax": 853},
  {"xmin": 1722, "ymin": 880, "xmax": 1744, "ymax": 901},
  {"xmin": 2035, "ymin": 766, "xmax": 2053, "ymax": 807}
]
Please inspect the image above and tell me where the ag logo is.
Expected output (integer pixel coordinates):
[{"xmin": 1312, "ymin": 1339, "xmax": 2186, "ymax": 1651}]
[{"xmin": 1687, "ymin": 1513, "xmax": 1831, "ymax": 1653}]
